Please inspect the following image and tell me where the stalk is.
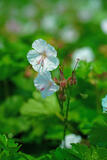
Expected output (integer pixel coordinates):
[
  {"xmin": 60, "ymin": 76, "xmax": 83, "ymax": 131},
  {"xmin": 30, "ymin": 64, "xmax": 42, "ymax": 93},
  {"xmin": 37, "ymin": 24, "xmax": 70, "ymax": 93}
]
[
  {"xmin": 56, "ymin": 92, "xmax": 64, "ymax": 116},
  {"xmin": 63, "ymin": 89, "xmax": 70, "ymax": 147}
]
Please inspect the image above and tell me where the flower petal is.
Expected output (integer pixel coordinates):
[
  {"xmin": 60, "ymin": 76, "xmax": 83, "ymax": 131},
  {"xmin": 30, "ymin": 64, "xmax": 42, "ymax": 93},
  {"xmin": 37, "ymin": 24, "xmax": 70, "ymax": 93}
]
[
  {"xmin": 32, "ymin": 55, "xmax": 46, "ymax": 72},
  {"xmin": 32, "ymin": 39, "xmax": 47, "ymax": 53},
  {"xmin": 102, "ymin": 95, "xmax": 107, "ymax": 113},
  {"xmin": 27, "ymin": 49, "xmax": 40, "ymax": 65},
  {"xmin": 34, "ymin": 72, "xmax": 51, "ymax": 90},
  {"xmin": 48, "ymin": 81, "xmax": 59, "ymax": 92},
  {"xmin": 43, "ymin": 56, "xmax": 59, "ymax": 72},
  {"xmin": 34, "ymin": 72, "xmax": 59, "ymax": 98},
  {"xmin": 102, "ymin": 95, "xmax": 107, "ymax": 107},
  {"xmin": 46, "ymin": 44, "xmax": 57, "ymax": 57},
  {"xmin": 41, "ymin": 81, "xmax": 59, "ymax": 98}
]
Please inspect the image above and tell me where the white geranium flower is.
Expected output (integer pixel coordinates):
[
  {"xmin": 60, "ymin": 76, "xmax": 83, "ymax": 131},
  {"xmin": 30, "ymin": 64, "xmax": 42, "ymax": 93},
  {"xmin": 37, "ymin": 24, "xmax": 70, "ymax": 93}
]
[
  {"xmin": 6, "ymin": 19, "xmax": 37, "ymax": 35},
  {"xmin": 77, "ymin": 0, "xmax": 102, "ymax": 22},
  {"xmin": 22, "ymin": 4, "xmax": 37, "ymax": 18},
  {"xmin": 41, "ymin": 15, "xmax": 57, "ymax": 33},
  {"xmin": 77, "ymin": 10, "xmax": 93, "ymax": 22},
  {"xmin": 27, "ymin": 39, "xmax": 59, "ymax": 73},
  {"xmin": 101, "ymin": 19, "xmax": 107, "ymax": 34},
  {"xmin": 72, "ymin": 47, "xmax": 94, "ymax": 68},
  {"xmin": 60, "ymin": 134, "xmax": 82, "ymax": 149},
  {"xmin": 102, "ymin": 95, "xmax": 107, "ymax": 113},
  {"xmin": 5, "ymin": 19, "xmax": 21, "ymax": 34},
  {"xmin": 21, "ymin": 21, "xmax": 37, "ymax": 35},
  {"xmin": 34, "ymin": 72, "xmax": 59, "ymax": 98},
  {"xmin": 60, "ymin": 26, "xmax": 79, "ymax": 43}
]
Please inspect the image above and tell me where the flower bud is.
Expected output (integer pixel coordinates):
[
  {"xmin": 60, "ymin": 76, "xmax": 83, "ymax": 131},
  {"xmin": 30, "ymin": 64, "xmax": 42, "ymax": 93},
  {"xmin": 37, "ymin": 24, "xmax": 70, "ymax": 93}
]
[
  {"xmin": 24, "ymin": 67, "xmax": 32, "ymax": 78},
  {"xmin": 60, "ymin": 80, "xmax": 67, "ymax": 88},
  {"xmin": 53, "ymin": 77, "xmax": 59, "ymax": 84},
  {"xmin": 58, "ymin": 93, "xmax": 66, "ymax": 101}
]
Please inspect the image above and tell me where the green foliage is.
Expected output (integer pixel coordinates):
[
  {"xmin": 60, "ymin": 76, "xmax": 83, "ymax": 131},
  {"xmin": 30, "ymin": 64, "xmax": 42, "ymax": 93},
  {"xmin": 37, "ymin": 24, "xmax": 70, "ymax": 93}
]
[
  {"xmin": 37, "ymin": 144, "xmax": 107, "ymax": 160},
  {"xmin": 0, "ymin": 0, "xmax": 107, "ymax": 159},
  {"xmin": 89, "ymin": 122, "xmax": 107, "ymax": 147},
  {"xmin": 1, "ymin": 135, "xmax": 107, "ymax": 160},
  {"xmin": 0, "ymin": 96, "xmax": 31, "ymax": 136},
  {"xmin": 0, "ymin": 135, "xmax": 36, "ymax": 160},
  {"xmin": 76, "ymin": 61, "xmax": 92, "ymax": 79},
  {"xmin": 20, "ymin": 92, "xmax": 60, "ymax": 116}
]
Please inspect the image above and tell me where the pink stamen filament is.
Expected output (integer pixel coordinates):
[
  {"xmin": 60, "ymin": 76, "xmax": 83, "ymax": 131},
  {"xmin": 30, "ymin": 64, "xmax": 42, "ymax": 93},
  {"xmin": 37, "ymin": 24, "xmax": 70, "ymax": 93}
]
[
  {"xmin": 37, "ymin": 55, "xmax": 46, "ymax": 67},
  {"xmin": 40, "ymin": 81, "xmax": 52, "ymax": 92},
  {"xmin": 40, "ymin": 87, "xmax": 45, "ymax": 91}
]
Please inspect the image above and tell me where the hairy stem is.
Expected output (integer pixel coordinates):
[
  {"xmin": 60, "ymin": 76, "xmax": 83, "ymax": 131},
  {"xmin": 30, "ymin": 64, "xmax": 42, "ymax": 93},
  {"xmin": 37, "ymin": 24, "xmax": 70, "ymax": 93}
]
[
  {"xmin": 60, "ymin": 101, "xmax": 64, "ymax": 116},
  {"xmin": 63, "ymin": 91, "xmax": 70, "ymax": 147},
  {"xmin": 56, "ymin": 93, "xmax": 64, "ymax": 115}
]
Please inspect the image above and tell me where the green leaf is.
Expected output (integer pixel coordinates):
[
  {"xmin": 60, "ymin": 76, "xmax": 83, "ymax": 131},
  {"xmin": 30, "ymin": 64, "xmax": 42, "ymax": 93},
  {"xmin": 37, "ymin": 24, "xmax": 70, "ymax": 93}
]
[
  {"xmin": 20, "ymin": 92, "xmax": 60, "ymax": 116},
  {"xmin": 89, "ymin": 123, "xmax": 107, "ymax": 147},
  {"xmin": 76, "ymin": 61, "xmax": 92, "ymax": 79},
  {"xmin": 0, "ymin": 135, "xmax": 36, "ymax": 160}
]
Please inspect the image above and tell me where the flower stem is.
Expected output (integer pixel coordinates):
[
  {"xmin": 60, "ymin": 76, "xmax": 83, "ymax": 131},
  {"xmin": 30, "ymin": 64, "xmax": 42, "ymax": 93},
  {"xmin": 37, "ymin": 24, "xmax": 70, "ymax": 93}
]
[
  {"xmin": 63, "ymin": 90, "xmax": 70, "ymax": 147},
  {"xmin": 60, "ymin": 101, "xmax": 64, "ymax": 116},
  {"xmin": 56, "ymin": 93, "xmax": 64, "ymax": 115}
]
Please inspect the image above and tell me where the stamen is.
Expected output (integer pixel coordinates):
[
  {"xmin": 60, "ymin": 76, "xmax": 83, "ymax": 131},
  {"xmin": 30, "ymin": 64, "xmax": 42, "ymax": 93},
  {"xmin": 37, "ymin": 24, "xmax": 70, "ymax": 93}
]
[
  {"xmin": 40, "ymin": 87, "xmax": 45, "ymax": 91},
  {"xmin": 73, "ymin": 58, "xmax": 80, "ymax": 71},
  {"xmin": 37, "ymin": 58, "xmax": 42, "ymax": 65},
  {"xmin": 37, "ymin": 53, "xmax": 47, "ymax": 67}
]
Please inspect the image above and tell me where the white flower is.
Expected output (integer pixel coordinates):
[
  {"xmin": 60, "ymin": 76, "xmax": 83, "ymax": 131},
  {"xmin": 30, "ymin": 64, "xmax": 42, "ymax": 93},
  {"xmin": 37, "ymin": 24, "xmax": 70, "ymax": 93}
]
[
  {"xmin": 60, "ymin": 27, "xmax": 79, "ymax": 43},
  {"xmin": 22, "ymin": 4, "xmax": 37, "ymax": 19},
  {"xmin": 77, "ymin": 0, "xmax": 102, "ymax": 22},
  {"xmin": 6, "ymin": 19, "xmax": 37, "ymax": 35},
  {"xmin": 102, "ymin": 95, "xmax": 107, "ymax": 113},
  {"xmin": 34, "ymin": 72, "xmax": 59, "ymax": 98},
  {"xmin": 72, "ymin": 47, "xmax": 94, "ymax": 68},
  {"xmin": 101, "ymin": 19, "xmax": 107, "ymax": 34},
  {"xmin": 55, "ymin": 0, "xmax": 68, "ymax": 13},
  {"xmin": 27, "ymin": 39, "xmax": 59, "ymax": 73},
  {"xmin": 41, "ymin": 15, "xmax": 57, "ymax": 33},
  {"xmin": 77, "ymin": 10, "xmax": 93, "ymax": 22},
  {"xmin": 60, "ymin": 134, "xmax": 82, "ymax": 149},
  {"xmin": 5, "ymin": 19, "xmax": 21, "ymax": 34},
  {"xmin": 21, "ymin": 21, "xmax": 37, "ymax": 35}
]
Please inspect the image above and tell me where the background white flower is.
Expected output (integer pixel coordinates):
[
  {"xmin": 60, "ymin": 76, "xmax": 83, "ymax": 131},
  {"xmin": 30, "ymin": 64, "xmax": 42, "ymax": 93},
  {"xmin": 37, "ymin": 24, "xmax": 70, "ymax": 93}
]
[
  {"xmin": 41, "ymin": 15, "xmax": 57, "ymax": 33},
  {"xmin": 71, "ymin": 47, "xmax": 94, "ymax": 68},
  {"xmin": 60, "ymin": 26, "xmax": 79, "ymax": 43},
  {"xmin": 34, "ymin": 72, "xmax": 59, "ymax": 98},
  {"xmin": 77, "ymin": 10, "xmax": 93, "ymax": 22},
  {"xmin": 77, "ymin": 0, "xmax": 102, "ymax": 23},
  {"xmin": 101, "ymin": 19, "xmax": 107, "ymax": 34},
  {"xmin": 60, "ymin": 134, "xmax": 82, "ymax": 149},
  {"xmin": 21, "ymin": 4, "xmax": 37, "ymax": 19},
  {"xmin": 102, "ymin": 95, "xmax": 107, "ymax": 113},
  {"xmin": 27, "ymin": 39, "xmax": 59, "ymax": 73},
  {"xmin": 6, "ymin": 19, "xmax": 37, "ymax": 35}
]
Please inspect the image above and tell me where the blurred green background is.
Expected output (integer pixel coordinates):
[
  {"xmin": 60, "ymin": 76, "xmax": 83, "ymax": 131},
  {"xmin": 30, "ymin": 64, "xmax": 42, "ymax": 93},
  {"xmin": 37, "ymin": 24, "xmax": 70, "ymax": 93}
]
[{"xmin": 0, "ymin": 0, "xmax": 107, "ymax": 159}]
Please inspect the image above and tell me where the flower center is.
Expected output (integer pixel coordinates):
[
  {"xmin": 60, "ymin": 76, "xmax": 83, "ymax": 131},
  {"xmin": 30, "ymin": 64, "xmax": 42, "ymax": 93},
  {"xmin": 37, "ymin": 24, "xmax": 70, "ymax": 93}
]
[
  {"xmin": 42, "ymin": 51, "xmax": 47, "ymax": 58},
  {"xmin": 37, "ymin": 51, "xmax": 47, "ymax": 67}
]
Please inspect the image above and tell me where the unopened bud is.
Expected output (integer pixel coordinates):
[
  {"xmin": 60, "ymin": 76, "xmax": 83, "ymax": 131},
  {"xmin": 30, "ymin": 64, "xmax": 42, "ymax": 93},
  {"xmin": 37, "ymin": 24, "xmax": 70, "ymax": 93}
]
[
  {"xmin": 58, "ymin": 93, "xmax": 66, "ymax": 101},
  {"xmin": 60, "ymin": 80, "xmax": 67, "ymax": 88},
  {"xmin": 72, "ymin": 78, "xmax": 76, "ymax": 85},
  {"xmin": 53, "ymin": 77, "xmax": 59, "ymax": 84},
  {"xmin": 24, "ymin": 70, "xmax": 31, "ymax": 78},
  {"xmin": 67, "ymin": 75, "xmax": 76, "ymax": 86}
]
